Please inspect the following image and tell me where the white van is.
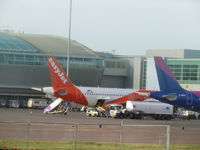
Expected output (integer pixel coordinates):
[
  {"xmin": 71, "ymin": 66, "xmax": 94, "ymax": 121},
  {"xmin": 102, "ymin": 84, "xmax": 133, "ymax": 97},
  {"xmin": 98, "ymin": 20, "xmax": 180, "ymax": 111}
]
[
  {"xmin": 86, "ymin": 107, "xmax": 99, "ymax": 117},
  {"xmin": 28, "ymin": 98, "xmax": 48, "ymax": 108}
]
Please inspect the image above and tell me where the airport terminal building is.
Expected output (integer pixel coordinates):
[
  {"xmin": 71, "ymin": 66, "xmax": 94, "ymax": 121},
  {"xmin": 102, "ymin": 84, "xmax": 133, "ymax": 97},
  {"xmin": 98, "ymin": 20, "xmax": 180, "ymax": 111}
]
[
  {"xmin": 0, "ymin": 31, "xmax": 132, "ymax": 106},
  {"xmin": 1, "ymin": 31, "xmax": 200, "ymax": 106}
]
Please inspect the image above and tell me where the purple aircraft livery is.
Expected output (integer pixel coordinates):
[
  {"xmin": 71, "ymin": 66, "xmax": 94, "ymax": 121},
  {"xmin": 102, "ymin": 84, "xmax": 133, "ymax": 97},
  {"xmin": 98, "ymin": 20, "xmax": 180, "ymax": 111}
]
[{"xmin": 149, "ymin": 56, "xmax": 200, "ymax": 112}]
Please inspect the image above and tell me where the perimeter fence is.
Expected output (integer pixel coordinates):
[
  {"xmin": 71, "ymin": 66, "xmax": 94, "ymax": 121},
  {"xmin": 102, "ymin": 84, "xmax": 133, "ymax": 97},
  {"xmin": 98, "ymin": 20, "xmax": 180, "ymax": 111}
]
[{"xmin": 0, "ymin": 121, "xmax": 170, "ymax": 150}]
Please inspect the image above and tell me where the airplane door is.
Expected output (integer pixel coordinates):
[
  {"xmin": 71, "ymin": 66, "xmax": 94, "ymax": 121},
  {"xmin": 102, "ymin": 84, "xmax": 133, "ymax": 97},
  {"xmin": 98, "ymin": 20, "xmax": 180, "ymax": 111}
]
[{"xmin": 187, "ymin": 93, "xmax": 193, "ymax": 105}]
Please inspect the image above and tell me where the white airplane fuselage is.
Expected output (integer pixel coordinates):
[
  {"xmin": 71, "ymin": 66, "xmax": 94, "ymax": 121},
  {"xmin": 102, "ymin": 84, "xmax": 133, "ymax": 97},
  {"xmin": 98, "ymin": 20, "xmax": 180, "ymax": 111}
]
[
  {"xmin": 40, "ymin": 86, "xmax": 138, "ymax": 106},
  {"xmin": 77, "ymin": 86, "xmax": 138, "ymax": 106}
]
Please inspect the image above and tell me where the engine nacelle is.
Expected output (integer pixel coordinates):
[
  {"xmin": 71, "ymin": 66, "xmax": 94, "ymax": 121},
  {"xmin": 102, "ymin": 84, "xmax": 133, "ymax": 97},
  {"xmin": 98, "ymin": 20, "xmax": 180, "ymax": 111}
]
[
  {"xmin": 42, "ymin": 87, "xmax": 55, "ymax": 95},
  {"xmin": 55, "ymin": 89, "xmax": 68, "ymax": 95}
]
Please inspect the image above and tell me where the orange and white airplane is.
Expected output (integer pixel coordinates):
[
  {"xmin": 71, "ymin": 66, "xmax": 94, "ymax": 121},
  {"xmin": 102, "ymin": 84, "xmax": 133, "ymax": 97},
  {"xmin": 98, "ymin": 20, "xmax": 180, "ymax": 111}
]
[{"xmin": 33, "ymin": 56, "xmax": 151, "ymax": 109}]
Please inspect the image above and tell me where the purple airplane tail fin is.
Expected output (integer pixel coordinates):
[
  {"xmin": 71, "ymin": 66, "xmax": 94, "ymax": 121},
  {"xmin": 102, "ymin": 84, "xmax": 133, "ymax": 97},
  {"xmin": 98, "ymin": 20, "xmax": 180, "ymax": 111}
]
[{"xmin": 154, "ymin": 56, "xmax": 183, "ymax": 91}]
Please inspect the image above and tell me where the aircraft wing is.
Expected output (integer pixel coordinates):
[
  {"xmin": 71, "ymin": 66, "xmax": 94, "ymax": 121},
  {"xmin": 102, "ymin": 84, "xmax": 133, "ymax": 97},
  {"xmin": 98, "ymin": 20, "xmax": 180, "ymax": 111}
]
[{"xmin": 105, "ymin": 90, "xmax": 153, "ymax": 105}]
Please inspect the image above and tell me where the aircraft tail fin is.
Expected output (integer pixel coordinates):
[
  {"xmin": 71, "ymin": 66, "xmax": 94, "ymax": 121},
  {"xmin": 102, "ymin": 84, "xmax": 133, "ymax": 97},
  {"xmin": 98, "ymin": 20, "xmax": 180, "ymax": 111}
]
[
  {"xmin": 154, "ymin": 56, "xmax": 183, "ymax": 91},
  {"xmin": 47, "ymin": 56, "xmax": 73, "ymax": 88}
]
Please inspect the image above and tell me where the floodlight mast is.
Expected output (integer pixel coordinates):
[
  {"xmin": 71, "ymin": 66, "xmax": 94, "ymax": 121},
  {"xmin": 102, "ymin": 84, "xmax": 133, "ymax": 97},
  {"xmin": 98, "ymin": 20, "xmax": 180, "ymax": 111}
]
[{"xmin": 66, "ymin": 0, "xmax": 72, "ymax": 77}]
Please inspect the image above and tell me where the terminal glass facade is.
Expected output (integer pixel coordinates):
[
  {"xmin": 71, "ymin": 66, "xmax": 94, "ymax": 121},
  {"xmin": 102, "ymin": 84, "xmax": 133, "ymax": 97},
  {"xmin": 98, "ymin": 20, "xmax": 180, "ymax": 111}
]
[
  {"xmin": 167, "ymin": 59, "xmax": 200, "ymax": 84},
  {"xmin": 104, "ymin": 60, "xmax": 127, "ymax": 68},
  {"xmin": 0, "ymin": 52, "xmax": 103, "ymax": 69},
  {"xmin": 0, "ymin": 33, "xmax": 37, "ymax": 52},
  {"xmin": 0, "ymin": 32, "xmax": 103, "ymax": 70}
]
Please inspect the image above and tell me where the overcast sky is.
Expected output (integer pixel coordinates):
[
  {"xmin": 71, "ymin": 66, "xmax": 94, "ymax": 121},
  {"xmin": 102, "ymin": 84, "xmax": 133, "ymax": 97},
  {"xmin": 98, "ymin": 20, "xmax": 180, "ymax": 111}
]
[{"xmin": 0, "ymin": 0, "xmax": 200, "ymax": 55}]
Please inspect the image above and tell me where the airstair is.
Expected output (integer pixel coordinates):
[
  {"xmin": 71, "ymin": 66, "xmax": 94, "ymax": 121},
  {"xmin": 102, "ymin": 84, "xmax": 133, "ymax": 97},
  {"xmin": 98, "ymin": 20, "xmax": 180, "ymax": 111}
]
[{"xmin": 43, "ymin": 98, "xmax": 63, "ymax": 114}]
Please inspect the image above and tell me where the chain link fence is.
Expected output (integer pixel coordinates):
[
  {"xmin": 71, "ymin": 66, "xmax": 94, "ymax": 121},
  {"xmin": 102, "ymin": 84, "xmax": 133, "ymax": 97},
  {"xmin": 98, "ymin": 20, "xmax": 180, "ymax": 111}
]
[{"xmin": 0, "ymin": 121, "xmax": 170, "ymax": 150}]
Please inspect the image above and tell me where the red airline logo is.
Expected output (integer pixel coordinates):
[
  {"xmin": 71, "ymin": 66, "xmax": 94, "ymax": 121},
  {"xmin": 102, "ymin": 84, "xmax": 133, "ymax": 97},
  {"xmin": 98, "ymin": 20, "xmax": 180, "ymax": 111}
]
[{"xmin": 48, "ymin": 57, "xmax": 67, "ymax": 84}]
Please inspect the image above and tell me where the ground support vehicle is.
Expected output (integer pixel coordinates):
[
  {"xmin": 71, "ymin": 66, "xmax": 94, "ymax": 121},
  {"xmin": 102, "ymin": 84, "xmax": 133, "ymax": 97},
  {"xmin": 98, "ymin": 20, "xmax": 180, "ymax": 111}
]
[
  {"xmin": 86, "ymin": 107, "xmax": 99, "ymax": 117},
  {"xmin": 179, "ymin": 109, "xmax": 200, "ymax": 120},
  {"xmin": 28, "ymin": 98, "xmax": 49, "ymax": 109},
  {"xmin": 110, "ymin": 101, "xmax": 174, "ymax": 120}
]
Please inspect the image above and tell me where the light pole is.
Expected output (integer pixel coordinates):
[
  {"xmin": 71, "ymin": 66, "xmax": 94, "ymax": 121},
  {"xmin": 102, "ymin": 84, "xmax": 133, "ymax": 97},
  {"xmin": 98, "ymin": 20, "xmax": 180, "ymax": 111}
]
[{"xmin": 66, "ymin": 0, "xmax": 72, "ymax": 76}]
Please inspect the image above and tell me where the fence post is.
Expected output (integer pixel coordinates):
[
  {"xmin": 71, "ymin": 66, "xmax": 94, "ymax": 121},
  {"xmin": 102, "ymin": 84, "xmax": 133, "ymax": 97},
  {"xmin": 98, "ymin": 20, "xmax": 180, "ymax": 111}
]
[
  {"xmin": 26, "ymin": 110, "xmax": 32, "ymax": 150},
  {"xmin": 73, "ymin": 123, "xmax": 78, "ymax": 150},
  {"xmin": 26, "ymin": 122, "xmax": 31, "ymax": 150},
  {"xmin": 166, "ymin": 125, "xmax": 170, "ymax": 150},
  {"xmin": 120, "ymin": 120, "xmax": 124, "ymax": 150}
]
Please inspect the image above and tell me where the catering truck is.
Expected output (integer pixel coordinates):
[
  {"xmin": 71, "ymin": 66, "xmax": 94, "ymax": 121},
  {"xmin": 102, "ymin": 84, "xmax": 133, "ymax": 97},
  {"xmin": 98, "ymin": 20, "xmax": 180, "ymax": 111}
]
[{"xmin": 110, "ymin": 101, "xmax": 174, "ymax": 120}]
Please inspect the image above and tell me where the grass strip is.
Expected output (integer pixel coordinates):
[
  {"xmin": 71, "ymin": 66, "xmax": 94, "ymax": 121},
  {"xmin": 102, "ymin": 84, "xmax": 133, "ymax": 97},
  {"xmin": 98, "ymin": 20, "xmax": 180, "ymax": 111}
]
[{"xmin": 0, "ymin": 140, "xmax": 200, "ymax": 150}]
